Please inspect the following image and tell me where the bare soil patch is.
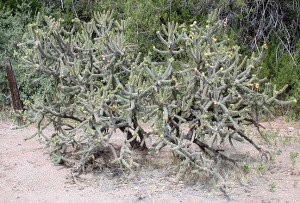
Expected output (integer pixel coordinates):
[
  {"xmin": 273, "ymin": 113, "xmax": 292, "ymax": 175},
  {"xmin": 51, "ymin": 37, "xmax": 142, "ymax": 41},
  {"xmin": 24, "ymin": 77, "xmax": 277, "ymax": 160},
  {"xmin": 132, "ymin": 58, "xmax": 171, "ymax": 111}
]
[{"xmin": 0, "ymin": 117, "xmax": 299, "ymax": 203}]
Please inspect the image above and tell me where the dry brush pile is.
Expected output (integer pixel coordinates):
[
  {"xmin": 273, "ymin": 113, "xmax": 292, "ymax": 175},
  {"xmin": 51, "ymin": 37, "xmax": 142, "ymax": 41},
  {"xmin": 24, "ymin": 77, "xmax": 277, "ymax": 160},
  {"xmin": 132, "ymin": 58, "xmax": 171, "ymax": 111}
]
[{"xmin": 17, "ymin": 10, "xmax": 296, "ymax": 183}]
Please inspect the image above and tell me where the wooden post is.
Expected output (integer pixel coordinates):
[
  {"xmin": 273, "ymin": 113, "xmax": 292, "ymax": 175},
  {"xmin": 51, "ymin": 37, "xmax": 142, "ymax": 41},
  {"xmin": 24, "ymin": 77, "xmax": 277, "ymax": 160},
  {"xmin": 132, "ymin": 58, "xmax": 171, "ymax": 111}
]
[{"xmin": 4, "ymin": 57, "xmax": 24, "ymax": 126}]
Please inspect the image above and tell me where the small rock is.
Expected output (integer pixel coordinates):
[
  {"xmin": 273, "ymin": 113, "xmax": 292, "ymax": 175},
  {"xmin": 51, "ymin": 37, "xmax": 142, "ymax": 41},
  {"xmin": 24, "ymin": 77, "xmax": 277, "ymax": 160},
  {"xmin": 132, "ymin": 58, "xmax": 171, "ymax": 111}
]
[
  {"xmin": 286, "ymin": 126, "xmax": 295, "ymax": 132},
  {"xmin": 10, "ymin": 124, "xmax": 16, "ymax": 130}
]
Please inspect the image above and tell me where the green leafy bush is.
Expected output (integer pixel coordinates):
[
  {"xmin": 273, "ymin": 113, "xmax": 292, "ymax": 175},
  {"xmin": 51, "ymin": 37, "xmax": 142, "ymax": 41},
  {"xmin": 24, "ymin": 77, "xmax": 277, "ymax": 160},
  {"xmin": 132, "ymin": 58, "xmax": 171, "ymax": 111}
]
[
  {"xmin": 0, "ymin": 1, "xmax": 50, "ymax": 109},
  {"xmin": 259, "ymin": 39, "xmax": 300, "ymax": 119}
]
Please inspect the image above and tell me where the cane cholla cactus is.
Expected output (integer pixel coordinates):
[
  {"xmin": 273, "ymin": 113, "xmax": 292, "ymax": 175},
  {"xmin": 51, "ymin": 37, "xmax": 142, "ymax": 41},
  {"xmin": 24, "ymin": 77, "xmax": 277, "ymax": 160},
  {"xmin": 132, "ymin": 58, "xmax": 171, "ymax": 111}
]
[
  {"xmin": 135, "ymin": 11, "xmax": 296, "ymax": 181},
  {"xmin": 20, "ymin": 11, "xmax": 295, "ymax": 182},
  {"xmin": 21, "ymin": 11, "xmax": 149, "ymax": 171}
]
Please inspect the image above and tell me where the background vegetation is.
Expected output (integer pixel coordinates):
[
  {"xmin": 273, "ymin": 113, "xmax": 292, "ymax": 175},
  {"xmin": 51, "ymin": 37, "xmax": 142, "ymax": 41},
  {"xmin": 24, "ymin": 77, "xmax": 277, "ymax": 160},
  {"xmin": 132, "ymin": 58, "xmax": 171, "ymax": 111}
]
[{"xmin": 0, "ymin": 0, "xmax": 299, "ymax": 118}]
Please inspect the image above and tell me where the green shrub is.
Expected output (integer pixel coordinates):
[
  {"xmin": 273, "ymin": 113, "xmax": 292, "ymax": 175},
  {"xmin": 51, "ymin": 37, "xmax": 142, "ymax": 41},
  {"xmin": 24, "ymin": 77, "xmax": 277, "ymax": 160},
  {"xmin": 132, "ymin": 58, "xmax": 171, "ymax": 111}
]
[
  {"xmin": 259, "ymin": 39, "xmax": 300, "ymax": 119},
  {"xmin": 0, "ymin": 1, "xmax": 53, "ymax": 109},
  {"xmin": 0, "ymin": 2, "xmax": 32, "ymax": 108}
]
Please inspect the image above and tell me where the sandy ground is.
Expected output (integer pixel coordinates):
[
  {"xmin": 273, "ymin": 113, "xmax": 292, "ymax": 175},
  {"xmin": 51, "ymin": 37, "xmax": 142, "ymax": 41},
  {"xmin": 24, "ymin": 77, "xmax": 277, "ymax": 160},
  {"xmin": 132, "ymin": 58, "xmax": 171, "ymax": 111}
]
[{"xmin": 0, "ymin": 117, "xmax": 299, "ymax": 203}]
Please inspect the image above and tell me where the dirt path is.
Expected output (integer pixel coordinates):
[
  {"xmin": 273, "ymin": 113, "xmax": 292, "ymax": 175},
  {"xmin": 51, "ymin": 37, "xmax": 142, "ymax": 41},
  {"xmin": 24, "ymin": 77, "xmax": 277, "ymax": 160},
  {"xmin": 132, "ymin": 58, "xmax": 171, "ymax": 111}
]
[
  {"xmin": 0, "ymin": 122, "xmax": 223, "ymax": 203},
  {"xmin": 0, "ymin": 117, "xmax": 299, "ymax": 203}
]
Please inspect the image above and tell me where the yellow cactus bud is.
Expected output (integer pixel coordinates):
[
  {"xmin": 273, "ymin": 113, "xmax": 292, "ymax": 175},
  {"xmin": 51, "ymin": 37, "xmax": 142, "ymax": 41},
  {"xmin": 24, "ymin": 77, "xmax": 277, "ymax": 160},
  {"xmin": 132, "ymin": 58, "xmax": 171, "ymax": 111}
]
[
  {"xmin": 262, "ymin": 44, "xmax": 268, "ymax": 49},
  {"xmin": 159, "ymin": 134, "xmax": 164, "ymax": 140}
]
